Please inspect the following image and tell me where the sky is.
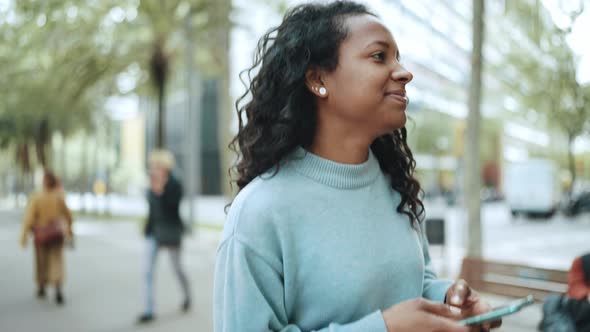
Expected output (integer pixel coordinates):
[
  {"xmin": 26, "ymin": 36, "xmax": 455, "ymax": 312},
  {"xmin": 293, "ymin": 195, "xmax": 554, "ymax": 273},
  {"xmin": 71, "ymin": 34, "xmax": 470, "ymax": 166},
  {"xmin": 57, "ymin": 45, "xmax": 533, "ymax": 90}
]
[
  {"xmin": 568, "ymin": 9, "xmax": 590, "ymax": 84},
  {"xmin": 542, "ymin": 0, "xmax": 590, "ymax": 84}
]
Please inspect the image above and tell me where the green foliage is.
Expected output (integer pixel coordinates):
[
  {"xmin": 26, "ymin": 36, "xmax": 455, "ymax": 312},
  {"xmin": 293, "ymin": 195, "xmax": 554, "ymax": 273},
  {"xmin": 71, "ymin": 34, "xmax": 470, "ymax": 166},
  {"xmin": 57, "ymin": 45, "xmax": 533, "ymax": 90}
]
[
  {"xmin": 0, "ymin": 0, "xmax": 231, "ymax": 172},
  {"xmin": 495, "ymin": 0, "xmax": 589, "ymax": 186},
  {"xmin": 409, "ymin": 110, "xmax": 454, "ymax": 154},
  {"xmin": 496, "ymin": 0, "xmax": 588, "ymax": 134}
]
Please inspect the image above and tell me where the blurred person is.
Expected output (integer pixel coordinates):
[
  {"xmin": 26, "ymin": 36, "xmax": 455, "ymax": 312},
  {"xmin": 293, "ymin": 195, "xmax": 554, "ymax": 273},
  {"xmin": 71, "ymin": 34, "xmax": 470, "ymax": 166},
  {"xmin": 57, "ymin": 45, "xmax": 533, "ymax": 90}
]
[
  {"xmin": 214, "ymin": 2, "xmax": 499, "ymax": 332},
  {"xmin": 20, "ymin": 171, "xmax": 73, "ymax": 305},
  {"xmin": 137, "ymin": 149, "xmax": 191, "ymax": 324},
  {"xmin": 540, "ymin": 253, "xmax": 590, "ymax": 332},
  {"xmin": 567, "ymin": 254, "xmax": 590, "ymax": 301}
]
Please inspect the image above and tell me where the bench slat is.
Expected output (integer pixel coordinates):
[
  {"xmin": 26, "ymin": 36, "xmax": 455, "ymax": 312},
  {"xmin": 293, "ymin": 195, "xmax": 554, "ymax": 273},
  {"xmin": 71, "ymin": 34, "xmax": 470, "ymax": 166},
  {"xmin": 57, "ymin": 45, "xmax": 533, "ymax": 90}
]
[{"xmin": 460, "ymin": 257, "xmax": 568, "ymax": 301}]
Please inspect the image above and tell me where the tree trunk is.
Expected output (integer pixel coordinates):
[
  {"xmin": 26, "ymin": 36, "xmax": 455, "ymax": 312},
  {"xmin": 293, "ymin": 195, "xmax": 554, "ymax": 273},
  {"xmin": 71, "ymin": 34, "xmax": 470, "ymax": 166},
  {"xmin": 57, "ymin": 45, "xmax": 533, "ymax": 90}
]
[
  {"xmin": 151, "ymin": 40, "xmax": 168, "ymax": 150},
  {"xmin": 18, "ymin": 143, "xmax": 31, "ymax": 175},
  {"xmin": 215, "ymin": 0, "xmax": 234, "ymax": 198},
  {"xmin": 156, "ymin": 84, "xmax": 166, "ymax": 149},
  {"xmin": 35, "ymin": 141, "xmax": 47, "ymax": 170},
  {"xmin": 465, "ymin": 0, "xmax": 485, "ymax": 258},
  {"xmin": 567, "ymin": 133, "xmax": 576, "ymax": 195},
  {"xmin": 61, "ymin": 135, "xmax": 67, "ymax": 186},
  {"xmin": 80, "ymin": 134, "xmax": 89, "ymax": 213},
  {"xmin": 105, "ymin": 120, "xmax": 113, "ymax": 217},
  {"xmin": 35, "ymin": 118, "xmax": 50, "ymax": 170},
  {"xmin": 184, "ymin": 10, "xmax": 198, "ymax": 234},
  {"xmin": 15, "ymin": 143, "xmax": 31, "ymax": 208}
]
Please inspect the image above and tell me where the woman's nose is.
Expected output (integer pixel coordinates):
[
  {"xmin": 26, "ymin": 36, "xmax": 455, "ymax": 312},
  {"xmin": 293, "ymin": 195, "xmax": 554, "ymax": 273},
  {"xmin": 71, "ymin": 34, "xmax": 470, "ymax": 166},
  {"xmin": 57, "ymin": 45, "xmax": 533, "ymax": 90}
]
[{"xmin": 391, "ymin": 65, "xmax": 413, "ymax": 84}]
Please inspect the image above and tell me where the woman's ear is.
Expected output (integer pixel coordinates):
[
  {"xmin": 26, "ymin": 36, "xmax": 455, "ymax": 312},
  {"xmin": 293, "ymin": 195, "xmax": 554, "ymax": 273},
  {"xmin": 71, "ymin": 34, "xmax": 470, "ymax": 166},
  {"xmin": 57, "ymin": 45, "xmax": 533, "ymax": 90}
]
[{"xmin": 305, "ymin": 67, "xmax": 329, "ymax": 98}]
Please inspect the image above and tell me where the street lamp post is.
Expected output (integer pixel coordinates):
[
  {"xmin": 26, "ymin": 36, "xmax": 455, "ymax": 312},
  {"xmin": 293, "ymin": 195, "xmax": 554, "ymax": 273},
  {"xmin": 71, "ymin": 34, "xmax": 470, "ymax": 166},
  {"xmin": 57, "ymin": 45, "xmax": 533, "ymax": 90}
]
[{"xmin": 184, "ymin": 9, "xmax": 202, "ymax": 236}]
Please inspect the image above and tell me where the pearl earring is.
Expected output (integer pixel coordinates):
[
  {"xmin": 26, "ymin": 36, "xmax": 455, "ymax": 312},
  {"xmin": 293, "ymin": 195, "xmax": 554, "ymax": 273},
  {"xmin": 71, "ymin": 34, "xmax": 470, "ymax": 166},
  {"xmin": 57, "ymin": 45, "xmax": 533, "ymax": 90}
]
[{"xmin": 319, "ymin": 87, "xmax": 327, "ymax": 96}]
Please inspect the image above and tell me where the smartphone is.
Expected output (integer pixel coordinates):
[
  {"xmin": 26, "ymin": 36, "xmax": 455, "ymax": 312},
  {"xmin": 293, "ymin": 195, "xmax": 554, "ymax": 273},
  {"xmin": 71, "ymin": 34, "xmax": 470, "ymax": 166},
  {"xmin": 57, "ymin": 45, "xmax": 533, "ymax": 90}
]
[{"xmin": 458, "ymin": 295, "xmax": 535, "ymax": 326}]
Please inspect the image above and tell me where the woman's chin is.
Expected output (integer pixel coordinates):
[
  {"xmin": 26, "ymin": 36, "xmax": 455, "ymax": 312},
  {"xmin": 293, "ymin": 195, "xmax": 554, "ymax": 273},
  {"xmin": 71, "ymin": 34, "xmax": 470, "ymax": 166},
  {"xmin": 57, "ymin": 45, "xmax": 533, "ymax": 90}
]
[{"xmin": 385, "ymin": 113, "xmax": 407, "ymax": 131}]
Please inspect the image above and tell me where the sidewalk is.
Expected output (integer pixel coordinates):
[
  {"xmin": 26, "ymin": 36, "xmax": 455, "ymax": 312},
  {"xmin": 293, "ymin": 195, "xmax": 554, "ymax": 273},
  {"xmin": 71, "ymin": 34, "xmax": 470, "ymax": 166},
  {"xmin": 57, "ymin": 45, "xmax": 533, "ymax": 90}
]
[
  {"xmin": 0, "ymin": 214, "xmax": 219, "ymax": 332},
  {"xmin": 0, "ymin": 208, "xmax": 567, "ymax": 331}
]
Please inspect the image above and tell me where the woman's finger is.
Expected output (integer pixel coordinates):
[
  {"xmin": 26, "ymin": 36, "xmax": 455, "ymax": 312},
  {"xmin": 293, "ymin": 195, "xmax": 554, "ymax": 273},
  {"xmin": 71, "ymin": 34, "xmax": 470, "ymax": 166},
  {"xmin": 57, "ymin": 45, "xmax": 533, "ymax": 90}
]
[
  {"xmin": 428, "ymin": 315, "xmax": 470, "ymax": 332},
  {"xmin": 489, "ymin": 318, "xmax": 502, "ymax": 329},
  {"xmin": 419, "ymin": 299, "xmax": 464, "ymax": 320},
  {"xmin": 449, "ymin": 279, "xmax": 472, "ymax": 306}
]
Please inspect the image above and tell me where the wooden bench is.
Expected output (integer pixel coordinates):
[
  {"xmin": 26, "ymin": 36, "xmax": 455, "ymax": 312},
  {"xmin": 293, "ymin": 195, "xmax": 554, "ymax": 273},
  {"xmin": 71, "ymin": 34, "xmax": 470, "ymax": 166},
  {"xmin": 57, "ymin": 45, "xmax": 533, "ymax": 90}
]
[{"xmin": 460, "ymin": 257, "xmax": 569, "ymax": 301}]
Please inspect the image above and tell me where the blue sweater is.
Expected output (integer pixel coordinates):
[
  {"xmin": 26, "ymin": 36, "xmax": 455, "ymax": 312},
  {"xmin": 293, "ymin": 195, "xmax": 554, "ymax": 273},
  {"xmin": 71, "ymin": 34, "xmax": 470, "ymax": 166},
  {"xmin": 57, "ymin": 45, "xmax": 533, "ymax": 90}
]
[{"xmin": 214, "ymin": 147, "xmax": 451, "ymax": 332}]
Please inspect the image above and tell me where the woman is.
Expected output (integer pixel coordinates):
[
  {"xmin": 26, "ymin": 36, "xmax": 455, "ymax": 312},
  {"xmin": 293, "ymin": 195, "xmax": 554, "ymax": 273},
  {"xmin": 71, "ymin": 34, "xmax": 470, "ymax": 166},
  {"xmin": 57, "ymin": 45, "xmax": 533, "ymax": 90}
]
[
  {"xmin": 20, "ymin": 171, "xmax": 73, "ymax": 305},
  {"xmin": 137, "ymin": 149, "xmax": 191, "ymax": 323},
  {"xmin": 214, "ymin": 2, "xmax": 500, "ymax": 332}
]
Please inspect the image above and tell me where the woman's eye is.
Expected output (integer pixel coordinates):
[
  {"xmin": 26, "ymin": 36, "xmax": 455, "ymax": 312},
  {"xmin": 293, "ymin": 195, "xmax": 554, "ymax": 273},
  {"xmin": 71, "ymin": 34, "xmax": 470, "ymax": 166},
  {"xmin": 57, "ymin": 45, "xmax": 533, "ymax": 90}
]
[{"xmin": 371, "ymin": 52, "xmax": 386, "ymax": 61}]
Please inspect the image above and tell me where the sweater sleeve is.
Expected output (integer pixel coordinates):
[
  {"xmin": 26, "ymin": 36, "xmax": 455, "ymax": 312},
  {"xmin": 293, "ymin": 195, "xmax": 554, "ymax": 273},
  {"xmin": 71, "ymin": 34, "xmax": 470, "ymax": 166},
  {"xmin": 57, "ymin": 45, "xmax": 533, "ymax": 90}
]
[
  {"xmin": 214, "ymin": 236, "xmax": 388, "ymax": 332},
  {"xmin": 419, "ymin": 222, "xmax": 452, "ymax": 302}
]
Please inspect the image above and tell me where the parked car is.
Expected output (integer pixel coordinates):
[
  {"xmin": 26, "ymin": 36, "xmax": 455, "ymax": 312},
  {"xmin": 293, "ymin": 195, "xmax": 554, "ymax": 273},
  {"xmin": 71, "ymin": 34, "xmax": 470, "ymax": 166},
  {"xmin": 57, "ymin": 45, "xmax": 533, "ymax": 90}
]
[
  {"xmin": 481, "ymin": 187, "xmax": 504, "ymax": 203},
  {"xmin": 563, "ymin": 191, "xmax": 590, "ymax": 217}
]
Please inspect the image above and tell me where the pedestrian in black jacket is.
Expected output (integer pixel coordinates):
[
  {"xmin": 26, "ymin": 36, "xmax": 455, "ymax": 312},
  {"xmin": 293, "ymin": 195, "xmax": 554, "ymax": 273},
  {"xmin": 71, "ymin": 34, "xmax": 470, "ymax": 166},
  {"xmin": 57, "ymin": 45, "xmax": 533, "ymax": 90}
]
[{"xmin": 138, "ymin": 149, "xmax": 191, "ymax": 324}]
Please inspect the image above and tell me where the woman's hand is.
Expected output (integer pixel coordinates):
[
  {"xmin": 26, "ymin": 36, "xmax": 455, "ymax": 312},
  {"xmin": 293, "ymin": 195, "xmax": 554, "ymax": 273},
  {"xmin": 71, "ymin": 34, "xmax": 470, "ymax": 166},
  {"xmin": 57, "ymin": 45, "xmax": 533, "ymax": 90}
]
[
  {"xmin": 445, "ymin": 279, "xmax": 502, "ymax": 332},
  {"xmin": 382, "ymin": 298, "xmax": 469, "ymax": 332}
]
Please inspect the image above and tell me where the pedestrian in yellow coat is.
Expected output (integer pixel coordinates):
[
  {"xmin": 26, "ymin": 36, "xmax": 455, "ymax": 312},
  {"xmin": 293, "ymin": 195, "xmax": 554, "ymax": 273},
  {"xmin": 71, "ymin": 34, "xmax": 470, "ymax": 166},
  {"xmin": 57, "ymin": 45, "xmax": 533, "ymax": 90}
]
[{"xmin": 20, "ymin": 171, "xmax": 73, "ymax": 305}]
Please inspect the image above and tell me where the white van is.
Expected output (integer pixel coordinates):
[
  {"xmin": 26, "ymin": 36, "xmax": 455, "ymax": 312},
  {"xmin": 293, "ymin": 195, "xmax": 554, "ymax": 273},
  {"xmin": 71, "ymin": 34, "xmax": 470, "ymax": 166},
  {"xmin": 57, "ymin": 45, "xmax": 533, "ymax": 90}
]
[{"xmin": 503, "ymin": 159, "xmax": 559, "ymax": 218}]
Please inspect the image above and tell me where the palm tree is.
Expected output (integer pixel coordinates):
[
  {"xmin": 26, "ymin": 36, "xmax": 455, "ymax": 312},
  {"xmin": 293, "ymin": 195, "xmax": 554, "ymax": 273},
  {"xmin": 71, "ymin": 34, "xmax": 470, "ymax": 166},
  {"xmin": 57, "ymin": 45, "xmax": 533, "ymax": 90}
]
[{"xmin": 149, "ymin": 38, "xmax": 169, "ymax": 149}]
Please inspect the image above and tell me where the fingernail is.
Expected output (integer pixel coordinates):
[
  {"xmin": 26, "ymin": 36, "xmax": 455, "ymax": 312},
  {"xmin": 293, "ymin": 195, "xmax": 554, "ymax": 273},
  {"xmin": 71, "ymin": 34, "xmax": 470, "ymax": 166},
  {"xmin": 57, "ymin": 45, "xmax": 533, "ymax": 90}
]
[{"xmin": 451, "ymin": 295, "xmax": 462, "ymax": 305}]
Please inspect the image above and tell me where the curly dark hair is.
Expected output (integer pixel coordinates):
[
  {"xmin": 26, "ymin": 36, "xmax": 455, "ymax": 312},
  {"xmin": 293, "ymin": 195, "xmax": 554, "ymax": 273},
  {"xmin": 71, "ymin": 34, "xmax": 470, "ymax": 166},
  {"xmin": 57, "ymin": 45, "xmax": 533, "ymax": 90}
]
[{"xmin": 229, "ymin": 1, "xmax": 424, "ymax": 226}]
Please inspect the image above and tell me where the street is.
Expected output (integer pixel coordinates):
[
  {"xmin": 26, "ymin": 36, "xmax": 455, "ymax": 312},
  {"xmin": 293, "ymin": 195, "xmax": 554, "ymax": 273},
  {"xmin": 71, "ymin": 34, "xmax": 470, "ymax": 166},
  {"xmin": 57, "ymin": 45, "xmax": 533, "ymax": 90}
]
[
  {"xmin": 427, "ymin": 200, "xmax": 590, "ymax": 278},
  {"xmin": 0, "ymin": 201, "xmax": 588, "ymax": 332}
]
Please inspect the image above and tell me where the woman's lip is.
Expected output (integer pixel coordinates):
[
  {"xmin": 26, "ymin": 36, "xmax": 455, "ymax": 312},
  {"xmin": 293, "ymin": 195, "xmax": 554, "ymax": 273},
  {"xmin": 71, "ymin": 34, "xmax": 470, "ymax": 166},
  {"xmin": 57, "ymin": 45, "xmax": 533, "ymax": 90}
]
[
  {"xmin": 385, "ymin": 91, "xmax": 406, "ymax": 97},
  {"xmin": 386, "ymin": 94, "xmax": 407, "ymax": 105}
]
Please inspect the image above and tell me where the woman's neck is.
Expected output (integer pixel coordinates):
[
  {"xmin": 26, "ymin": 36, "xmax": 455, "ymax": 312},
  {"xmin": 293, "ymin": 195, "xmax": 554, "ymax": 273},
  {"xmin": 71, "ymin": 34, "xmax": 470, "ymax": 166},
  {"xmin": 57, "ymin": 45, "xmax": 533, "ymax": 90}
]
[{"xmin": 309, "ymin": 123, "xmax": 373, "ymax": 165}]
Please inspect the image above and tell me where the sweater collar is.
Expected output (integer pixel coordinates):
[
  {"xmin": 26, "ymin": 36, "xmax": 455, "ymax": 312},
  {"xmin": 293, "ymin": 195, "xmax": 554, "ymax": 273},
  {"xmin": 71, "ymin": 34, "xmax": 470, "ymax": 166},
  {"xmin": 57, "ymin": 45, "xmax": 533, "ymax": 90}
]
[{"xmin": 288, "ymin": 147, "xmax": 380, "ymax": 189}]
